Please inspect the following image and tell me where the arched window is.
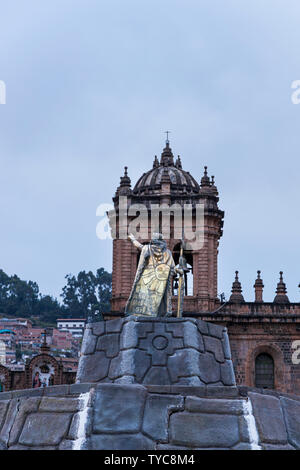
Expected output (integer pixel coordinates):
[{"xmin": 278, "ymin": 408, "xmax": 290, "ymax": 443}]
[{"xmin": 255, "ymin": 353, "xmax": 274, "ymax": 389}]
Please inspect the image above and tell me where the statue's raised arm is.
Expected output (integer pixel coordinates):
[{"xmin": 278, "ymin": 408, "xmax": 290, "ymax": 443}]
[{"xmin": 128, "ymin": 233, "xmax": 143, "ymax": 251}]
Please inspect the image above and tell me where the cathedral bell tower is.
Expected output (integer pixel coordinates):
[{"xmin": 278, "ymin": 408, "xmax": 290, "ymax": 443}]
[{"xmin": 110, "ymin": 141, "xmax": 224, "ymax": 314}]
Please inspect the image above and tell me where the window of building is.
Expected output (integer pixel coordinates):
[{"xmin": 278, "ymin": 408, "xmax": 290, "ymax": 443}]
[
  {"xmin": 172, "ymin": 243, "xmax": 193, "ymax": 296},
  {"xmin": 255, "ymin": 353, "xmax": 274, "ymax": 389}
]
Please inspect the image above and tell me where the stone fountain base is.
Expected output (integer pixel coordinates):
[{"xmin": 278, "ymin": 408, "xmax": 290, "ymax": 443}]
[{"xmin": 76, "ymin": 317, "xmax": 235, "ymax": 387}]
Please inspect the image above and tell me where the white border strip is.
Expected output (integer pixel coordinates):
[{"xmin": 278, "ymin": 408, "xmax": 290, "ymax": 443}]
[
  {"xmin": 243, "ymin": 399, "xmax": 261, "ymax": 450},
  {"xmin": 72, "ymin": 392, "xmax": 90, "ymax": 450}
]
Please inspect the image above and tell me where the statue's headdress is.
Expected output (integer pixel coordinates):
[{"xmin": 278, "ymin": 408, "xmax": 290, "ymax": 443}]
[{"xmin": 151, "ymin": 232, "xmax": 167, "ymax": 250}]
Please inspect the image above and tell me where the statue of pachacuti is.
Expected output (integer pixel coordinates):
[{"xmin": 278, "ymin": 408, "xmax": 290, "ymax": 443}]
[{"xmin": 125, "ymin": 233, "xmax": 183, "ymax": 317}]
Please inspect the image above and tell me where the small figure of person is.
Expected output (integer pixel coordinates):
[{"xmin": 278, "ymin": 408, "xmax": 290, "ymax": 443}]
[{"xmin": 32, "ymin": 372, "xmax": 41, "ymax": 388}]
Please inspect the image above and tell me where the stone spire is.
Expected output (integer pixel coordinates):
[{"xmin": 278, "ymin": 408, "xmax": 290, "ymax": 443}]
[
  {"xmin": 160, "ymin": 141, "xmax": 174, "ymax": 166},
  {"xmin": 40, "ymin": 330, "xmax": 50, "ymax": 354},
  {"xmin": 229, "ymin": 271, "xmax": 245, "ymax": 303},
  {"xmin": 254, "ymin": 270, "xmax": 264, "ymax": 302},
  {"xmin": 210, "ymin": 175, "xmax": 218, "ymax": 196},
  {"xmin": 200, "ymin": 166, "xmax": 211, "ymax": 188},
  {"xmin": 117, "ymin": 166, "xmax": 132, "ymax": 196},
  {"xmin": 274, "ymin": 271, "xmax": 290, "ymax": 304},
  {"xmin": 153, "ymin": 155, "xmax": 159, "ymax": 168},
  {"xmin": 175, "ymin": 155, "xmax": 182, "ymax": 169}
]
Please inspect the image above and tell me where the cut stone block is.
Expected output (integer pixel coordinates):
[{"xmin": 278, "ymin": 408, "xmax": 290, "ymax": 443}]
[
  {"xmin": 19, "ymin": 413, "xmax": 72, "ymax": 446},
  {"xmin": 92, "ymin": 384, "xmax": 146, "ymax": 434},
  {"xmin": 281, "ymin": 397, "xmax": 300, "ymax": 449},
  {"xmin": 169, "ymin": 412, "xmax": 240, "ymax": 448},
  {"xmin": 142, "ymin": 395, "xmax": 184, "ymax": 441},
  {"xmin": 249, "ymin": 392, "xmax": 288, "ymax": 444}
]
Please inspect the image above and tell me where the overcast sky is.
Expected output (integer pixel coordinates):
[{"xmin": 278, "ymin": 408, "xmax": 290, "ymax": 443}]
[{"xmin": 0, "ymin": 0, "xmax": 299, "ymax": 303}]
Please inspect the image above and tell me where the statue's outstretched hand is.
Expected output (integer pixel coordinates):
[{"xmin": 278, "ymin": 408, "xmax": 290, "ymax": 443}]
[
  {"xmin": 128, "ymin": 233, "xmax": 143, "ymax": 251},
  {"xmin": 175, "ymin": 266, "xmax": 184, "ymax": 276}
]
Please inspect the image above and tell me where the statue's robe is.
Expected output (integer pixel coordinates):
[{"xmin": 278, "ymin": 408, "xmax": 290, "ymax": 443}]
[{"xmin": 125, "ymin": 244, "xmax": 175, "ymax": 317}]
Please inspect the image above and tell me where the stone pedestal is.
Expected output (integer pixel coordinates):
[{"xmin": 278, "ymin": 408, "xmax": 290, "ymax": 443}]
[{"xmin": 76, "ymin": 317, "xmax": 236, "ymax": 387}]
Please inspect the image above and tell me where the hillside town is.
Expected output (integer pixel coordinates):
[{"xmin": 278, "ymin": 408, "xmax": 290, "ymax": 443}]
[{"xmin": 0, "ymin": 317, "xmax": 85, "ymax": 391}]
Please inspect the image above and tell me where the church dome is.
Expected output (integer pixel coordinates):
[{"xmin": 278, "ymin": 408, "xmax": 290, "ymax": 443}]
[{"xmin": 132, "ymin": 142, "xmax": 200, "ymax": 196}]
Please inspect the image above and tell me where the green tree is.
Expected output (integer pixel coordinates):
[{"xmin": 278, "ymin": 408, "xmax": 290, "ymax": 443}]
[
  {"xmin": 0, "ymin": 271, "xmax": 39, "ymax": 317},
  {"xmin": 0, "ymin": 267, "xmax": 111, "ymax": 324},
  {"xmin": 61, "ymin": 274, "xmax": 84, "ymax": 316},
  {"xmin": 0, "ymin": 269, "xmax": 10, "ymax": 313},
  {"xmin": 95, "ymin": 268, "xmax": 112, "ymax": 313},
  {"xmin": 35, "ymin": 295, "xmax": 64, "ymax": 323},
  {"xmin": 0, "ymin": 269, "xmax": 63, "ymax": 322},
  {"xmin": 61, "ymin": 268, "xmax": 112, "ymax": 318}
]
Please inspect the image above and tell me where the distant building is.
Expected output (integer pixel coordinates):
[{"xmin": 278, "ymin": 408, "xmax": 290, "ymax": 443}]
[
  {"xmin": 51, "ymin": 329, "xmax": 80, "ymax": 356},
  {"xmin": 0, "ymin": 339, "xmax": 76, "ymax": 392},
  {"xmin": 0, "ymin": 317, "xmax": 80, "ymax": 364},
  {"xmin": 56, "ymin": 319, "xmax": 86, "ymax": 338},
  {"xmin": 0, "ymin": 318, "xmax": 33, "ymax": 329},
  {"xmin": 19, "ymin": 328, "xmax": 44, "ymax": 351}
]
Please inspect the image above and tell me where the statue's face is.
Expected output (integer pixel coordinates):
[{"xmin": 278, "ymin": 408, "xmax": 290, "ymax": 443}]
[
  {"xmin": 153, "ymin": 245, "xmax": 162, "ymax": 257},
  {"xmin": 151, "ymin": 238, "xmax": 167, "ymax": 261}
]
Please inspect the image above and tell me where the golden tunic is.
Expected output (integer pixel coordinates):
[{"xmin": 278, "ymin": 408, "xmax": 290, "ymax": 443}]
[{"xmin": 125, "ymin": 240, "xmax": 175, "ymax": 317}]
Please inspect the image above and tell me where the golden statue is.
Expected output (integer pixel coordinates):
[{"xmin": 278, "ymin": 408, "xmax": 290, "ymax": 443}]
[{"xmin": 125, "ymin": 233, "xmax": 183, "ymax": 317}]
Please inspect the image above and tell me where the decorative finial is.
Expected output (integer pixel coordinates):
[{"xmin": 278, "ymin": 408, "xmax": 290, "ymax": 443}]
[
  {"xmin": 254, "ymin": 270, "xmax": 264, "ymax": 302},
  {"xmin": 153, "ymin": 155, "xmax": 159, "ymax": 168},
  {"xmin": 165, "ymin": 130, "xmax": 171, "ymax": 144},
  {"xmin": 175, "ymin": 155, "xmax": 182, "ymax": 169},
  {"xmin": 40, "ymin": 329, "xmax": 50, "ymax": 353},
  {"xmin": 209, "ymin": 174, "xmax": 219, "ymax": 196},
  {"xmin": 274, "ymin": 271, "xmax": 289, "ymax": 304},
  {"xmin": 117, "ymin": 165, "xmax": 132, "ymax": 195},
  {"xmin": 229, "ymin": 270, "xmax": 245, "ymax": 303},
  {"xmin": 160, "ymin": 138, "xmax": 174, "ymax": 166},
  {"xmin": 200, "ymin": 166, "xmax": 211, "ymax": 188}
]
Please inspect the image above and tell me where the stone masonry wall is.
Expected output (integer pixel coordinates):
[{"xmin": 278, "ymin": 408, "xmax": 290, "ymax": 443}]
[
  {"xmin": 0, "ymin": 384, "xmax": 93, "ymax": 450},
  {"xmin": 0, "ymin": 384, "xmax": 300, "ymax": 450},
  {"xmin": 76, "ymin": 317, "xmax": 235, "ymax": 387},
  {"xmin": 87, "ymin": 384, "xmax": 300, "ymax": 450},
  {"xmin": 229, "ymin": 323, "xmax": 300, "ymax": 395}
]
